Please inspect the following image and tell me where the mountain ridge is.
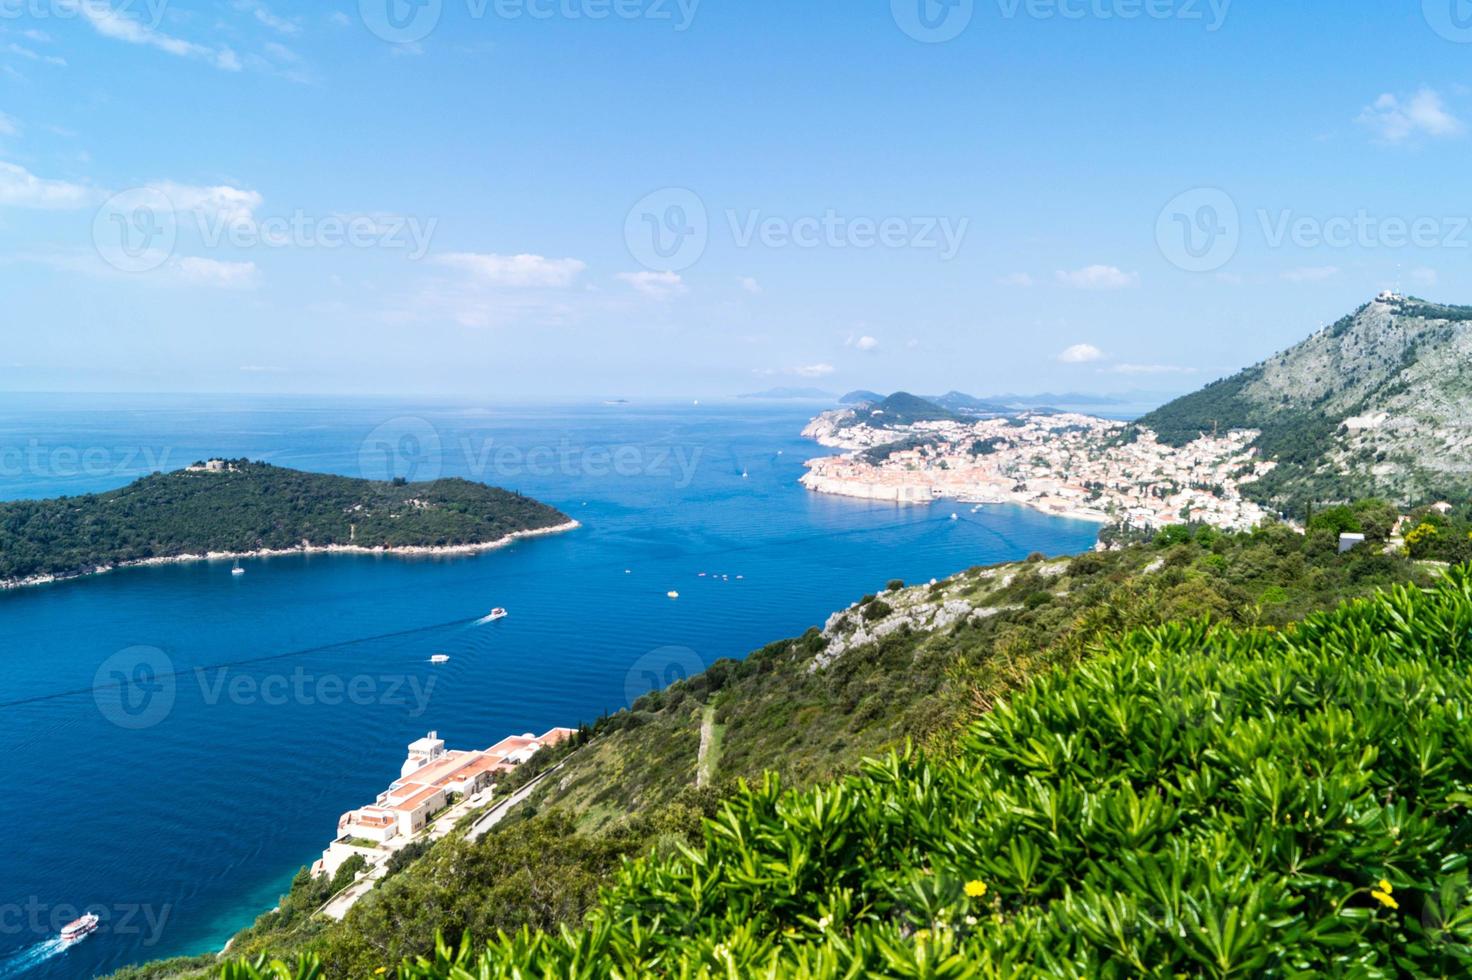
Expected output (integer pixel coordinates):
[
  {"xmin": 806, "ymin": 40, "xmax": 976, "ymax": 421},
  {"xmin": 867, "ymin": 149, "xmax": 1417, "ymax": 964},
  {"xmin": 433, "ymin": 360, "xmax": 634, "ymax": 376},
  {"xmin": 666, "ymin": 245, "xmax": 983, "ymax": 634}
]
[{"xmin": 1139, "ymin": 293, "xmax": 1472, "ymax": 514}]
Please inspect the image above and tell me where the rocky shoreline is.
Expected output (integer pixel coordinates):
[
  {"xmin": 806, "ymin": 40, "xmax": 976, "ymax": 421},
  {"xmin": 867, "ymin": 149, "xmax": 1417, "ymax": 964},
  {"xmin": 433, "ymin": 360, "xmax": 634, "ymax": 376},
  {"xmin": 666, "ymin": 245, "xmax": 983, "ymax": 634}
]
[{"xmin": 0, "ymin": 520, "xmax": 581, "ymax": 592}]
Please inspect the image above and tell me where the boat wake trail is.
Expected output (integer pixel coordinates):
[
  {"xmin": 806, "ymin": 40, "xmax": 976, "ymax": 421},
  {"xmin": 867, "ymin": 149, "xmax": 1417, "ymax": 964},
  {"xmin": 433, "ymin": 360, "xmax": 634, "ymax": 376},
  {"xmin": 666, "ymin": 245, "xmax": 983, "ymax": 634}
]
[{"xmin": 0, "ymin": 938, "xmax": 67, "ymax": 978}]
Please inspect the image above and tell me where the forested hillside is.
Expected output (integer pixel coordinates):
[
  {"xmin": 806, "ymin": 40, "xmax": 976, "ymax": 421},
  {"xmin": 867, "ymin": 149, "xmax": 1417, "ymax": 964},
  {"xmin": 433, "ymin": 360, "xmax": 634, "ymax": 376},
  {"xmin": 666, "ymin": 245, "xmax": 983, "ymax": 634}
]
[
  {"xmin": 116, "ymin": 511, "xmax": 1441, "ymax": 978},
  {"xmin": 1138, "ymin": 294, "xmax": 1472, "ymax": 515},
  {"xmin": 0, "ymin": 461, "xmax": 569, "ymax": 584}
]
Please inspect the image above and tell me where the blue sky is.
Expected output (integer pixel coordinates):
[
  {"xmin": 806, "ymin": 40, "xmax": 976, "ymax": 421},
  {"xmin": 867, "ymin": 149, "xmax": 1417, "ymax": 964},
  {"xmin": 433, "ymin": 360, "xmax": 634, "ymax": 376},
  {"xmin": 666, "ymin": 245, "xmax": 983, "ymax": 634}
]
[{"xmin": 2, "ymin": 0, "xmax": 1471, "ymax": 399}]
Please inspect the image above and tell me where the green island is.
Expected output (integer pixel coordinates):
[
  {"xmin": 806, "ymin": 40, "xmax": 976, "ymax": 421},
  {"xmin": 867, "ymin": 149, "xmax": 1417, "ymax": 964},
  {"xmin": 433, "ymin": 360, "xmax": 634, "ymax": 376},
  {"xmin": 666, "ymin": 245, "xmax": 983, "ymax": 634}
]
[
  {"xmin": 114, "ymin": 503, "xmax": 1472, "ymax": 978},
  {"xmin": 0, "ymin": 460, "xmax": 573, "ymax": 588}
]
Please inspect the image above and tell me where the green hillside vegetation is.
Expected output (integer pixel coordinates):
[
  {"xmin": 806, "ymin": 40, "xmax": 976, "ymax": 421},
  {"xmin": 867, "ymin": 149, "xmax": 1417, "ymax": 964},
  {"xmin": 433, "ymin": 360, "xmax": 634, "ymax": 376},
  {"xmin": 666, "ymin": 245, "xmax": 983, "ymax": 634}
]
[
  {"xmin": 230, "ymin": 566, "xmax": 1472, "ymax": 978},
  {"xmin": 105, "ymin": 511, "xmax": 1445, "ymax": 979},
  {"xmin": 0, "ymin": 461, "xmax": 569, "ymax": 584},
  {"xmin": 1137, "ymin": 297, "xmax": 1472, "ymax": 517}
]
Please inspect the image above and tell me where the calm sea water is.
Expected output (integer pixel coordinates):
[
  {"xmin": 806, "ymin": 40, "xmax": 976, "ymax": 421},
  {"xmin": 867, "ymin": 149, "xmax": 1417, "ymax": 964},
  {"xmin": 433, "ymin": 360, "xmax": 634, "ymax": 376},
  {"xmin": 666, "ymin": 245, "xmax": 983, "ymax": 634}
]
[{"xmin": 0, "ymin": 396, "xmax": 1099, "ymax": 979}]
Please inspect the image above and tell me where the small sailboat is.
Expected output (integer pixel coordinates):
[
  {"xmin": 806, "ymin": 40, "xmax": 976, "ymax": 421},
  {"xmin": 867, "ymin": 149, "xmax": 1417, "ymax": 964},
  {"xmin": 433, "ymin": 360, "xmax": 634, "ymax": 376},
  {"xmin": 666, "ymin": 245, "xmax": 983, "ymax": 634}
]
[{"xmin": 231, "ymin": 561, "xmax": 245, "ymax": 576}]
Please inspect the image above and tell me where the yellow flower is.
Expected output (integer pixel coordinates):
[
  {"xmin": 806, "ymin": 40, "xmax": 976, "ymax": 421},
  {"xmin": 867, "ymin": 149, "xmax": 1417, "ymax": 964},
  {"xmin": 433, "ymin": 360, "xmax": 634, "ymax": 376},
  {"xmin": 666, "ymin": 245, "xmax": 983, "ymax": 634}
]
[
  {"xmin": 1378, "ymin": 879, "xmax": 1393, "ymax": 894},
  {"xmin": 1371, "ymin": 889, "xmax": 1399, "ymax": 910},
  {"xmin": 964, "ymin": 879, "xmax": 988, "ymax": 899}
]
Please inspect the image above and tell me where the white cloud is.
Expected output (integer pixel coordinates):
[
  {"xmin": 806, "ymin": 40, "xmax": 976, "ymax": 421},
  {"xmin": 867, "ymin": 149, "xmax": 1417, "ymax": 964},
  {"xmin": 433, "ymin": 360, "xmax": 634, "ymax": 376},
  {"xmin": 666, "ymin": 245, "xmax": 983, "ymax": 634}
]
[
  {"xmin": 173, "ymin": 257, "xmax": 258, "ymax": 288},
  {"xmin": 0, "ymin": 112, "xmax": 16, "ymax": 136},
  {"xmin": 1358, "ymin": 88, "xmax": 1465, "ymax": 143},
  {"xmin": 6, "ymin": 42, "xmax": 67, "ymax": 66},
  {"xmin": 149, "ymin": 181, "xmax": 263, "ymax": 226},
  {"xmin": 1281, "ymin": 265, "xmax": 1340, "ymax": 283},
  {"xmin": 0, "ymin": 161, "xmax": 94, "ymax": 209},
  {"xmin": 1109, "ymin": 363, "xmax": 1197, "ymax": 375},
  {"xmin": 1410, "ymin": 267, "xmax": 1439, "ymax": 286},
  {"xmin": 1058, "ymin": 343, "xmax": 1104, "ymax": 364},
  {"xmin": 854, "ymin": 335, "xmax": 879, "ymax": 352},
  {"xmin": 436, "ymin": 252, "xmax": 587, "ymax": 288},
  {"xmin": 998, "ymin": 272, "xmax": 1035, "ymax": 287},
  {"xmin": 792, "ymin": 363, "xmax": 836, "ymax": 378},
  {"xmin": 1054, "ymin": 265, "xmax": 1138, "ymax": 290},
  {"xmin": 234, "ymin": 0, "xmax": 301, "ymax": 35},
  {"xmin": 328, "ymin": 11, "xmax": 353, "ymax": 27},
  {"xmin": 57, "ymin": 0, "xmax": 241, "ymax": 70},
  {"xmin": 738, "ymin": 276, "xmax": 762, "ymax": 294},
  {"xmin": 617, "ymin": 270, "xmax": 687, "ymax": 300}
]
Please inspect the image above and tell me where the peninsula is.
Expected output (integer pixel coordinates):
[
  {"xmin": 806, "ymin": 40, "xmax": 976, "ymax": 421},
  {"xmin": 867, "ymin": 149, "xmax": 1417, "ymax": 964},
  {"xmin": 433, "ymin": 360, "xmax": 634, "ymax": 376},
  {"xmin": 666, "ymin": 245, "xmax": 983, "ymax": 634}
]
[
  {"xmin": 801, "ymin": 399, "xmax": 1273, "ymax": 531},
  {"xmin": 0, "ymin": 459, "xmax": 575, "ymax": 589},
  {"xmin": 801, "ymin": 294, "xmax": 1472, "ymax": 533}
]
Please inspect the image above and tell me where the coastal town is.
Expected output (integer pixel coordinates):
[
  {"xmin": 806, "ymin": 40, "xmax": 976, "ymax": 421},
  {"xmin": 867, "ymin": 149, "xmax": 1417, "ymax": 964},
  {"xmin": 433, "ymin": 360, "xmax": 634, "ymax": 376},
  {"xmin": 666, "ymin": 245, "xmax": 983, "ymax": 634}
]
[{"xmin": 800, "ymin": 407, "xmax": 1276, "ymax": 532}]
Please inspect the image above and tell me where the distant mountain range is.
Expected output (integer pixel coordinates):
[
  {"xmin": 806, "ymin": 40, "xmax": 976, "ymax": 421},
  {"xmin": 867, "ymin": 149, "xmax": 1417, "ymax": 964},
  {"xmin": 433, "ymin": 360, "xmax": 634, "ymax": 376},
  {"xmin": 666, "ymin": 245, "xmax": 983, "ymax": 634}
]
[
  {"xmin": 839, "ymin": 389, "xmax": 1151, "ymax": 413},
  {"xmin": 1138, "ymin": 293, "xmax": 1472, "ymax": 514},
  {"xmin": 841, "ymin": 391, "xmax": 1013, "ymax": 415}
]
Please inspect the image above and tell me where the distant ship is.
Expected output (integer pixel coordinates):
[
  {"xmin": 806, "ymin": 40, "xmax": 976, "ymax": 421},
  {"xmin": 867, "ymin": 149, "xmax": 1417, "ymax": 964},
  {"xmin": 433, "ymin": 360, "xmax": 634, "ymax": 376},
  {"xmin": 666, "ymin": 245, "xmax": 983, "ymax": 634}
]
[
  {"xmin": 430, "ymin": 655, "xmax": 450, "ymax": 664},
  {"xmin": 486, "ymin": 608, "xmax": 508, "ymax": 621},
  {"xmin": 231, "ymin": 562, "xmax": 245, "ymax": 576},
  {"xmin": 667, "ymin": 591, "xmax": 680, "ymax": 599},
  {"xmin": 61, "ymin": 914, "xmax": 99, "ymax": 943}
]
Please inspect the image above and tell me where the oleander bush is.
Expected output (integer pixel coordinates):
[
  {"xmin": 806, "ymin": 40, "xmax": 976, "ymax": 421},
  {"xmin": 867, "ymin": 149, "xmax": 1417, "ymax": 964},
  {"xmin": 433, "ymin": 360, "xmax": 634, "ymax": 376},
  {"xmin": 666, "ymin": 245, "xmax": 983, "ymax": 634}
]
[{"xmin": 232, "ymin": 569, "xmax": 1472, "ymax": 977}]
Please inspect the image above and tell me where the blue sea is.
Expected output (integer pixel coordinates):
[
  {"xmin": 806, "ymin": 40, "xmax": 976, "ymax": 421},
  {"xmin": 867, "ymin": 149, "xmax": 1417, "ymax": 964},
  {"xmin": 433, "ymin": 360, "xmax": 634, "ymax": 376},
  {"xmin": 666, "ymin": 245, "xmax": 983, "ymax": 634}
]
[{"xmin": 0, "ymin": 396, "xmax": 1100, "ymax": 979}]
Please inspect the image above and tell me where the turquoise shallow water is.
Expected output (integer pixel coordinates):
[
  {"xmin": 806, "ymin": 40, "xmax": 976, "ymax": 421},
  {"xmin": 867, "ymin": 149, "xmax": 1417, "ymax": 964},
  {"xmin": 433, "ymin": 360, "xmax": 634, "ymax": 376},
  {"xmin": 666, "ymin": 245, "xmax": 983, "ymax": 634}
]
[{"xmin": 0, "ymin": 397, "xmax": 1100, "ymax": 978}]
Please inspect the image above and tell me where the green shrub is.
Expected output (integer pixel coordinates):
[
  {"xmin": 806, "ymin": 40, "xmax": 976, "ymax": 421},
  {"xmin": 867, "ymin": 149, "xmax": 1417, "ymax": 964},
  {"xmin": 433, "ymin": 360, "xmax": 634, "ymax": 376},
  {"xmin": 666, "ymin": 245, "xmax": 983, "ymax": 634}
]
[
  {"xmin": 411, "ymin": 570, "xmax": 1472, "ymax": 977},
  {"xmin": 861, "ymin": 599, "xmax": 892, "ymax": 622}
]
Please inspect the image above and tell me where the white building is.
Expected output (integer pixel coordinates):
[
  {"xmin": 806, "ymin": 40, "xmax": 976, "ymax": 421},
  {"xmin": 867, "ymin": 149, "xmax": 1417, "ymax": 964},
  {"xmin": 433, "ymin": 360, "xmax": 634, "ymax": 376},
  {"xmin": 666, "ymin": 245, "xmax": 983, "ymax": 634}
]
[{"xmin": 314, "ymin": 726, "xmax": 577, "ymax": 879}]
